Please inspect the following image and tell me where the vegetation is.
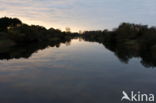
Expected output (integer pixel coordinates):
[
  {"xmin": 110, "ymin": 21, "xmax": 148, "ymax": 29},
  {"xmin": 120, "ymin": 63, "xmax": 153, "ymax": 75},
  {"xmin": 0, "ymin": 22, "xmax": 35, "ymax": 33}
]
[
  {"xmin": 82, "ymin": 23, "xmax": 156, "ymax": 67},
  {"xmin": 0, "ymin": 17, "xmax": 79, "ymax": 59},
  {"xmin": 1, "ymin": 17, "xmax": 156, "ymax": 67},
  {"xmin": 0, "ymin": 17, "xmax": 79, "ymax": 45},
  {"xmin": 0, "ymin": 17, "xmax": 22, "ymax": 31}
]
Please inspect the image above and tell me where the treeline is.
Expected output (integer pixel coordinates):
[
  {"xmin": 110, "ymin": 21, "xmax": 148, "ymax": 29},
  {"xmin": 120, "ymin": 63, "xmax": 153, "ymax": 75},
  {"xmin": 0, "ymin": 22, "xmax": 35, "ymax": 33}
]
[
  {"xmin": 82, "ymin": 23, "xmax": 156, "ymax": 67},
  {"xmin": 1, "ymin": 17, "xmax": 156, "ymax": 67},
  {"xmin": 0, "ymin": 17, "xmax": 78, "ymax": 59},
  {"xmin": 0, "ymin": 17, "xmax": 78, "ymax": 47}
]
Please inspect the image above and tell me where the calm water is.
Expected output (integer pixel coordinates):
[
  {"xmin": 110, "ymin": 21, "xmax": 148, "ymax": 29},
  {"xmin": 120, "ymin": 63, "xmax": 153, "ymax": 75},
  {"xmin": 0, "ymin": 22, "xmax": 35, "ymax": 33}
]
[{"xmin": 0, "ymin": 39, "xmax": 156, "ymax": 103}]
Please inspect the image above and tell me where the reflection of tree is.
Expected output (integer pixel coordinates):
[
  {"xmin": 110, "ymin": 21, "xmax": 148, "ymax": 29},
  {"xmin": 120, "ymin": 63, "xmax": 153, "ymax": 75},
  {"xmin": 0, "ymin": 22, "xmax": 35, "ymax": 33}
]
[
  {"xmin": 1, "ymin": 17, "xmax": 156, "ymax": 68},
  {"xmin": 0, "ymin": 39, "xmax": 72, "ymax": 60},
  {"xmin": 65, "ymin": 41, "xmax": 71, "ymax": 46},
  {"xmin": 82, "ymin": 23, "xmax": 156, "ymax": 68},
  {"xmin": 78, "ymin": 38, "xmax": 83, "ymax": 42},
  {"xmin": 0, "ymin": 17, "xmax": 78, "ymax": 60}
]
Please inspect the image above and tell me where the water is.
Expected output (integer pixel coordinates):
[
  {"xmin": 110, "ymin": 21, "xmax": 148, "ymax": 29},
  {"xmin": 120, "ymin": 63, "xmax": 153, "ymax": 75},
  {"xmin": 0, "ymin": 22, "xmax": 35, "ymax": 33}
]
[{"xmin": 0, "ymin": 39, "xmax": 156, "ymax": 103}]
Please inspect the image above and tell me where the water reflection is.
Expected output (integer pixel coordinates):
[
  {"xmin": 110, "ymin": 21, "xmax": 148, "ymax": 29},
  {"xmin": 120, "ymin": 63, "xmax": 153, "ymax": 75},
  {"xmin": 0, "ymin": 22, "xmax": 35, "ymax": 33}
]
[
  {"xmin": 0, "ymin": 39, "xmax": 156, "ymax": 103},
  {"xmin": 103, "ymin": 42, "xmax": 156, "ymax": 68},
  {"xmin": 0, "ymin": 39, "xmax": 71, "ymax": 60},
  {"xmin": 0, "ymin": 38, "xmax": 156, "ymax": 68}
]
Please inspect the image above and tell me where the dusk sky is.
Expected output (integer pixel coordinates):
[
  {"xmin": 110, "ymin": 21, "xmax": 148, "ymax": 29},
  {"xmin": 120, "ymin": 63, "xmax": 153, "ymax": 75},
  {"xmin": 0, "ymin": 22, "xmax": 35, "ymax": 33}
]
[{"xmin": 0, "ymin": 0, "xmax": 156, "ymax": 32}]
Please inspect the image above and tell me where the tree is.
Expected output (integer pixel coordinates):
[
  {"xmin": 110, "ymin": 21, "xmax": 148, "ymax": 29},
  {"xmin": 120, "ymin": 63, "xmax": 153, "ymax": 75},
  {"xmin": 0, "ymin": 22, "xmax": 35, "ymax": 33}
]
[
  {"xmin": 65, "ymin": 27, "xmax": 71, "ymax": 33},
  {"xmin": 0, "ymin": 17, "xmax": 22, "ymax": 31}
]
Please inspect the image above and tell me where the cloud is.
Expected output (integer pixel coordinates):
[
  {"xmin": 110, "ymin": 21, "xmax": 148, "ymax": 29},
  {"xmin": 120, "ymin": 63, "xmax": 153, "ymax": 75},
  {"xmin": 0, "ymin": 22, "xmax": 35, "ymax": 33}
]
[{"xmin": 0, "ymin": 0, "xmax": 156, "ymax": 31}]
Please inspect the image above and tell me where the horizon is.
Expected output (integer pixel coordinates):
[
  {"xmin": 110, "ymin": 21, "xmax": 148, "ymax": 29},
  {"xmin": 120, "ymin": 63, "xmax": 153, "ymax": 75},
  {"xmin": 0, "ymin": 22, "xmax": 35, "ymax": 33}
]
[
  {"xmin": 1, "ymin": 1, "xmax": 156, "ymax": 103},
  {"xmin": 1, "ymin": 16, "xmax": 155, "ymax": 33},
  {"xmin": 0, "ymin": 0, "xmax": 156, "ymax": 32}
]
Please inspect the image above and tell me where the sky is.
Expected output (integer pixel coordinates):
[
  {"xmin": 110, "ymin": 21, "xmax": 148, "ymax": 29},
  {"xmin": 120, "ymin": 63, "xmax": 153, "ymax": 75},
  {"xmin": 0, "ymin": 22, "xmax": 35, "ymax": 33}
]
[{"xmin": 0, "ymin": 0, "xmax": 156, "ymax": 32}]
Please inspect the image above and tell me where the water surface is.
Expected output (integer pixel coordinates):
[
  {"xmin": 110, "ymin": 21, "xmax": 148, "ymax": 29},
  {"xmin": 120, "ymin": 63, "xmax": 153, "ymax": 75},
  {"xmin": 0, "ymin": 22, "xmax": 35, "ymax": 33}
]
[{"xmin": 0, "ymin": 39, "xmax": 156, "ymax": 103}]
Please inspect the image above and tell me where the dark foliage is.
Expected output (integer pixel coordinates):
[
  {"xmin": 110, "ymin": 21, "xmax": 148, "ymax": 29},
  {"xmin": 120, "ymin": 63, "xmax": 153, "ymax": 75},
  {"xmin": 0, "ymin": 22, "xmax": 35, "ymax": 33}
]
[
  {"xmin": 1, "ymin": 17, "xmax": 156, "ymax": 67},
  {"xmin": 82, "ymin": 23, "xmax": 156, "ymax": 67},
  {"xmin": 0, "ymin": 17, "xmax": 78, "ymax": 59},
  {"xmin": 0, "ymin": 17, "xmax": 22, "ymax": 31}
]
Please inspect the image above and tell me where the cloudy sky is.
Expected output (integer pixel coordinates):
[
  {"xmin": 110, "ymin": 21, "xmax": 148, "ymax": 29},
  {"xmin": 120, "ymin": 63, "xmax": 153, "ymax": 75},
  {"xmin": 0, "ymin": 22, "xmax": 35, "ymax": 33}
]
[{"xmin": 0, "ymin": 0, "xmax": 156, "ymax": 32}]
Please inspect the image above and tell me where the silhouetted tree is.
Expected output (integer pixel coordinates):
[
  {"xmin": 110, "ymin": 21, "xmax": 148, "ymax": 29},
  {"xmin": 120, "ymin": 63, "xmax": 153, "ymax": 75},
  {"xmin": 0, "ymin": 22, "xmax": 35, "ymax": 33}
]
[
  {"xmin": 0, "ymin": 17, "xmax": 22, "ymax": 31},
  {"xmin": 65, "ymin": 27, "xmax": 71, "ymax": 33}
]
